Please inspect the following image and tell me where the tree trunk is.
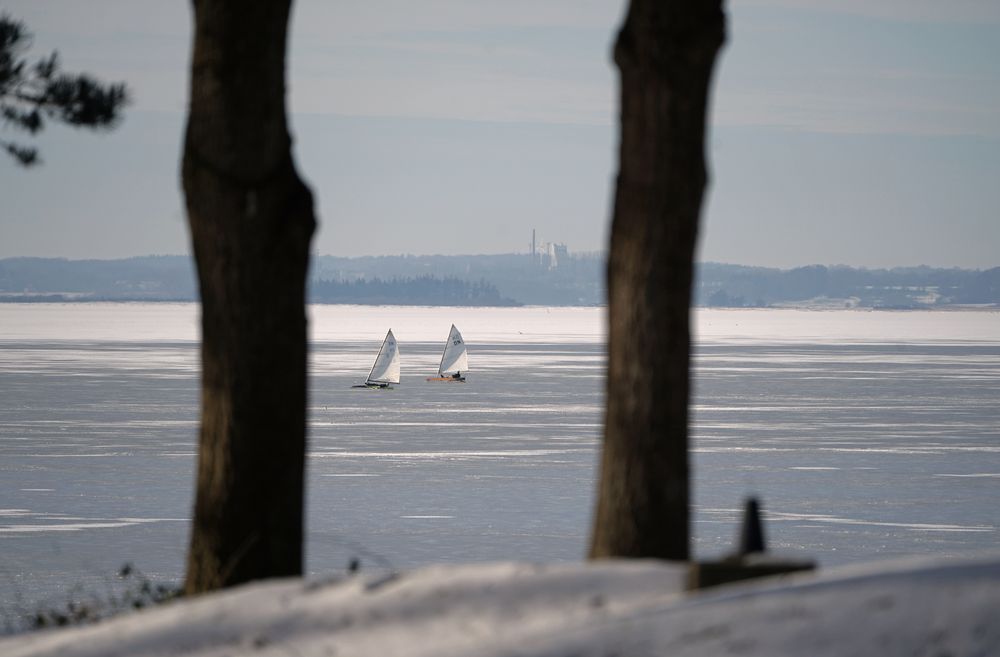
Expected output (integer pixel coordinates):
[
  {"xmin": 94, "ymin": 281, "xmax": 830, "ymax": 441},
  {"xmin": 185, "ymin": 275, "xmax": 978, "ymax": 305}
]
[
  {"xmin": 182, "ymin": 0, "xmax": 316, "ymax": 593},
  {"xmin": 590, "ymin": 1, "xmax": 725, "ymax": 561}
]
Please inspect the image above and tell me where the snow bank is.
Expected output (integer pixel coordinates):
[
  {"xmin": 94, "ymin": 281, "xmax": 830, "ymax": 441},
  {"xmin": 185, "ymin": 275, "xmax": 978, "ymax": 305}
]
[{"xmin": 3, "ymin": 556, "xmax": 998, "ymax": 657}]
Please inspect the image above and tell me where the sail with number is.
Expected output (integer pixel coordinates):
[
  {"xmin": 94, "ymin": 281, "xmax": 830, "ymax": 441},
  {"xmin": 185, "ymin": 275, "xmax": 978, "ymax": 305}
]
[
  {"xmin": 366, "ymin": 329, "xmax": 400, "ymax": 386},
  {"xmin": 436, "ymin": 324, "xmax": 469, "ymax": 378}
]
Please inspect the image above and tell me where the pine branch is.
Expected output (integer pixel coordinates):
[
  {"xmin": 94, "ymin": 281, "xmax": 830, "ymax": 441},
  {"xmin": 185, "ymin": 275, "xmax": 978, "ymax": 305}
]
[
  {"xmin": 1, "ymin": 138, "xmax": 38, "ymax": 165},
  {"xmin": 0, "ymin": 13, "xmax": 129, "ymax": 167}
]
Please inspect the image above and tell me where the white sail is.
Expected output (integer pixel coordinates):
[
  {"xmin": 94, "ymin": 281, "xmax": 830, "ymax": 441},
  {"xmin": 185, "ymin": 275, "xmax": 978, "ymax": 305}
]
[
  {"xmin": 367, "ymin": 329, "xmax": 400, "ymax": 385},
  {"xmin": 437, "ymin": 324, "xmax": 469, "ymax": 377}
]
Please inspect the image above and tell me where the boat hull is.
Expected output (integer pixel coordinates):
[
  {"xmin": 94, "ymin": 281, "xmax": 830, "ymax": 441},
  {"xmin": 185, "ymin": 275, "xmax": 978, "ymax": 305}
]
[{"xmin": 426, "ymin": 376, "xmax": 465, "ymax": 382}]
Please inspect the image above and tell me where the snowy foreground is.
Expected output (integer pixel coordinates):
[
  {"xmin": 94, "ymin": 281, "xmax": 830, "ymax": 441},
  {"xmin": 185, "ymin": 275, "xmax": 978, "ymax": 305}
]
[{"xmin": 4, "ymin": 556, "xmax": 999, "ymax": 657}]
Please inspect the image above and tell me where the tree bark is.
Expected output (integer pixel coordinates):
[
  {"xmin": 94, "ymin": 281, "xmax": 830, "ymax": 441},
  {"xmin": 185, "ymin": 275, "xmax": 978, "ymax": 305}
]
[
  {"xmin": 182, "ymin": 0, "xmax": 316, "ymax": 593},
  {"xmin": 590, "ymin": 1, "xmax": 725, "ymax": 561}
]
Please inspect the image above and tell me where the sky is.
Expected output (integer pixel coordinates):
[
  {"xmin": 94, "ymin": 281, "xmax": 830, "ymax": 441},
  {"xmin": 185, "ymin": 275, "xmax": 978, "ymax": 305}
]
[{"xmin": 2, "ymin": 0, "xmax": 999, "ymax": 269}]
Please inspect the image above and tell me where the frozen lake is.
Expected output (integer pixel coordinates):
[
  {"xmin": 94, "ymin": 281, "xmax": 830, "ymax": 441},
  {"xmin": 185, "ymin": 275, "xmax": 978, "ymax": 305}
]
[{"xmin": 0, "ymin": 303, "xmax": 998, "ymax": 614}]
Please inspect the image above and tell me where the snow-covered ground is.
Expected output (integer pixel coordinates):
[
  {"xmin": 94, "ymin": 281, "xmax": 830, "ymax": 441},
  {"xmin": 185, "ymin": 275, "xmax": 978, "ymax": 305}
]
[{"xmin": 4, "ymin": 555, "xmax": 998, "ymax": 657}]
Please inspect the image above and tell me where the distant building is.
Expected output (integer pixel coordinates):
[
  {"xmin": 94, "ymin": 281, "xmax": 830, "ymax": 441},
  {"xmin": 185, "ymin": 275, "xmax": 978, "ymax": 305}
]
[
  {"xmin": 529, "ymin": 230, "xmax": 570, "ymax": 269},
  {"xmin": 544, "ymin": 242, "xmax": 568, "ymax": 269}
]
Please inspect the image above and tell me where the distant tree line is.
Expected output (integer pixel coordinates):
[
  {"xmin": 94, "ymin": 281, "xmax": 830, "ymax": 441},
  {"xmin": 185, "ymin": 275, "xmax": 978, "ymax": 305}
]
[
  {"xmin": 696, "ymin": 263, "xmax": 1000, "ymax": 308},
  {"xmin": 0, "ymin": 256, "xmax": 197, "ymax": 300},
  {"xmin": 310, "ymin": 274, "xmax": 519, "ymax": 306},
  {"xmin": 3, "ymin": 256, "xmax": 998, "ymax": 308},
  {"xmin": 313, "ymin": 252, "xmax": 605, "ymax": 306}
]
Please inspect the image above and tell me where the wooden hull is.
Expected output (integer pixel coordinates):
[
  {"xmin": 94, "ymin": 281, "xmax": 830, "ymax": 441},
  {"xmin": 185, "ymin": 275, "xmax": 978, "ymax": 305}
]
[{"xmin": 425, "ymin": 376, "xmax": 465, "ymax": 382}]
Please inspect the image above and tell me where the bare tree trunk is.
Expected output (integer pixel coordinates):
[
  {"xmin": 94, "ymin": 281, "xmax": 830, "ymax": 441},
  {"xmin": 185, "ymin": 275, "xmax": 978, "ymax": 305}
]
[
  {"xmin": 590, "ymin": 1, "xmax": 725, "ymax": 560},
  {"xmin": 182, "ymin": 0, "xmax": 316, "ymax": 593}
]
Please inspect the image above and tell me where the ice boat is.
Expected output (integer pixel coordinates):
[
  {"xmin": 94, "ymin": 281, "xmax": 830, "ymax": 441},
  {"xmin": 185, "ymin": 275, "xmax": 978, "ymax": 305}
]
[
  {"xmin": 426, "ymin": 324, "xmax": 468, "ymax": 382},
  {"xmin": 354, "ymin": 329, "xmax": 400, "ymax": 389}
]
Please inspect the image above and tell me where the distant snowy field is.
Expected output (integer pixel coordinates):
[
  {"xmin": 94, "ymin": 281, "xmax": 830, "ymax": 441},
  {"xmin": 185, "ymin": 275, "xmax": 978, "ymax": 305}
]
[{"xmin": 0, "ymin": 303, "xmax": 998, "ymax": 619}]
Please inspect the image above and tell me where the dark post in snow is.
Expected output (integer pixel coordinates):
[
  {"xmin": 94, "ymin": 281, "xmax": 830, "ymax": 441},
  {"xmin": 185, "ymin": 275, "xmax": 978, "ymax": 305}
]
[
  {"xmin": 687, "ymin": 497, "xmax": 816, "ymax": 590},
  {"xmin": 738, "ymin": 497, "xmax": 766, "ymax": 554}
]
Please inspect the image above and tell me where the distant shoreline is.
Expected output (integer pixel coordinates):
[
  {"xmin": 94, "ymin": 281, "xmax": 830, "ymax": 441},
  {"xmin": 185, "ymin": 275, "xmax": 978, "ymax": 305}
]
[
  {"xmin": 2, "ymin": 255, "xmax": 998, "ymax": 308},
  {"xmin": 1, "ymin": 297, "xmax": 997, "ymax": 312}
]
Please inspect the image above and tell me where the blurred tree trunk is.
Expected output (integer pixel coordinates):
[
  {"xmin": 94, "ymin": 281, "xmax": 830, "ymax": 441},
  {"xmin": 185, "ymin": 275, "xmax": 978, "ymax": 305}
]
[
  {"xmin": 182, "ymin": 0, "xmax": 316, "ymax": 593},
  {"xmin": 590, "ymin": 0, "xmax": 725, "ymax": 560}
]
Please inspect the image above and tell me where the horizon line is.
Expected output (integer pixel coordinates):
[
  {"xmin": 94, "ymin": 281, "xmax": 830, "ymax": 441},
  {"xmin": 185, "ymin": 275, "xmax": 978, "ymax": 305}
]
[{"xmin": 1, "ymin": 253, "xmax": 997, "ymax": 272}]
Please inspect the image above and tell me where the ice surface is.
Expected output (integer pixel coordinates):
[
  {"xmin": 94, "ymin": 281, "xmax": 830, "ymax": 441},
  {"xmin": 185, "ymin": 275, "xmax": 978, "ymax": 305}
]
[{"xmin": 0, "ymin": 304, "xmax": 998, "ymax": 615}]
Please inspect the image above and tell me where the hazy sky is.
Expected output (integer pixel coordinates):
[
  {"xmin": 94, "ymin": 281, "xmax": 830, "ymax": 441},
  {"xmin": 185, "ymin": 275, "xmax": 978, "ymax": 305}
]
[{"xmin": 2, "ymin": 0, "xmax": 999, "ymax": 268}]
